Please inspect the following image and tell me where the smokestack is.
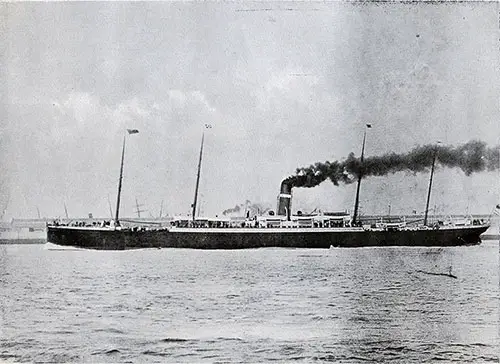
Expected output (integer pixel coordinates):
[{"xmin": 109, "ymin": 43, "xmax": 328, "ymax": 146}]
[{"xmin": 277, "ymin": 180, "xmax": 292, "ymax": 221}]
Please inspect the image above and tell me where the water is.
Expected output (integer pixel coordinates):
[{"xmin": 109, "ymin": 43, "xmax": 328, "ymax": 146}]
[{"xmin": 0, "ymin": 241, "xmax": 498, "ymax": 363}]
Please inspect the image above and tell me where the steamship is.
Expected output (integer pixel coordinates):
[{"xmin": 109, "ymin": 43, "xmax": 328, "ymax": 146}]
[{"xmin": 46, "ymin": 129, "xmax": 490, "ymax": 250}]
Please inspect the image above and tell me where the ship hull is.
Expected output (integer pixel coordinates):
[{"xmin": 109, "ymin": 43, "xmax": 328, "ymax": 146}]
[{"xmin": 47, "ymin": 225, "xmax": 489, "ymax": 250}]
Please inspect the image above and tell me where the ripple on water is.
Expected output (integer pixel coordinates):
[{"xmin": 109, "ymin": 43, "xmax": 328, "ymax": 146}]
[
  {"xmin": 90, "ymin": 348, "xmax": 121, "ymax": 355},
  {"xmin": 158, "ymin": 337, "xmax": 190, "ymax": 343},
  {"xmin": 0, "ymin": 243, "xmax": 498, "ymax": 363}
]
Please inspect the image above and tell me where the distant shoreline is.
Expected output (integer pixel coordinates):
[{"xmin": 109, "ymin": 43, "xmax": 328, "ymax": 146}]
[{"xmin": 0, "ymin": 239, "xmax": 46, "ymax": 245}]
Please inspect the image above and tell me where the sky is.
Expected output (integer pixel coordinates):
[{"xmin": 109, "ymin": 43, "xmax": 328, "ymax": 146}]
[{"xmin": 0, "ymin": 1, "xmax": 498, "ymax": 220}]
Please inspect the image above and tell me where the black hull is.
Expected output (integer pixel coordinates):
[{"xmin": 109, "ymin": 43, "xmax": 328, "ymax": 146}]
[{"xmin": 46, "ymin": 225, "xmax": 489, "ymax": 250}]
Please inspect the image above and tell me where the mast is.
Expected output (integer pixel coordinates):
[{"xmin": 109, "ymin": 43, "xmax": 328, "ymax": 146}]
[
  {"xmin": 64, "ymin": 202, "xmax": 69, "ymax": 219},
  {"xmin": 352, "ymin": 124, "xmax": 371, "ymax": 224},
  {"xmin": 107, "ymin": 194, "xmax": 113, "ymax": 219},
  {"xmin": 114, "ymin": 129, "xmax": 139, "ymax": 226},
  {"xmin": 1, "ymin": 194, "xmax": 10, "ymax": 221},
  {"xmin": 135, "ymin": 198, "xmax": 141, "ymax": 218},
  {"xmin": 134, "ymin": 197, "xmax": 146, "ymax": 218},
  {"xmin": 192, "ymin": 132, "xmax": 205, "ymax": 221},
  {"xmin": 424, "ymin": 143, "xmax": 439, "ymax": 226},
  {"xmin": 114, "ymin": 135, "xmax": 126, "ymax": 225}
]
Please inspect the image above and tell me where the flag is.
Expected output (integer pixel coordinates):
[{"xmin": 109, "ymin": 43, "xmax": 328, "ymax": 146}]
[
  {"xmin": 204, "ymin": 124, "xmax": 212, "ymax": 129},
  {"xmin": 127, "ymin": 129, "xmax": 139, "ymax": 134},
  {"xmin": 366, "ymin": 124, "xmax": 372, "ymax": 128}
]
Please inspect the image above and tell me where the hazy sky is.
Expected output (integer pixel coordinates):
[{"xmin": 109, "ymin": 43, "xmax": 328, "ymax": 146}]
[{"xmin": 1, "ymin": 1, "xmax": 498, "ymax": 219}]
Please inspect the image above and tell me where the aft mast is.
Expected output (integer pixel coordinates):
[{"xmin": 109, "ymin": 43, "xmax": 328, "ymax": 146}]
[
  {"xmin": 424, "ymin": 142, "xmax": 440, "ymax": 226},
  {"xmin": 352, "ymin": 124, "xmax": 371, "ymax": 225}
]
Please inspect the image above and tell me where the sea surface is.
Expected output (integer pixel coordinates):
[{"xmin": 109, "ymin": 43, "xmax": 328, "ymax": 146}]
[{"xmin": 0, "ymin": 241, "xmax": 498, "ymax": 363}]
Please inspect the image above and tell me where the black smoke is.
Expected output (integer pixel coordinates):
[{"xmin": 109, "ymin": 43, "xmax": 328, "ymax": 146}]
[
  {"xmin": 222, "ymin": 204, "xmax": 241, "ymax": 215},
  {"xmin": 285, "ymin": 140, "xmax": 499, "ymax": 188},
  {"xmin": 222, "ymin": 200, "xmax": 271, "ymax": 216}
]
